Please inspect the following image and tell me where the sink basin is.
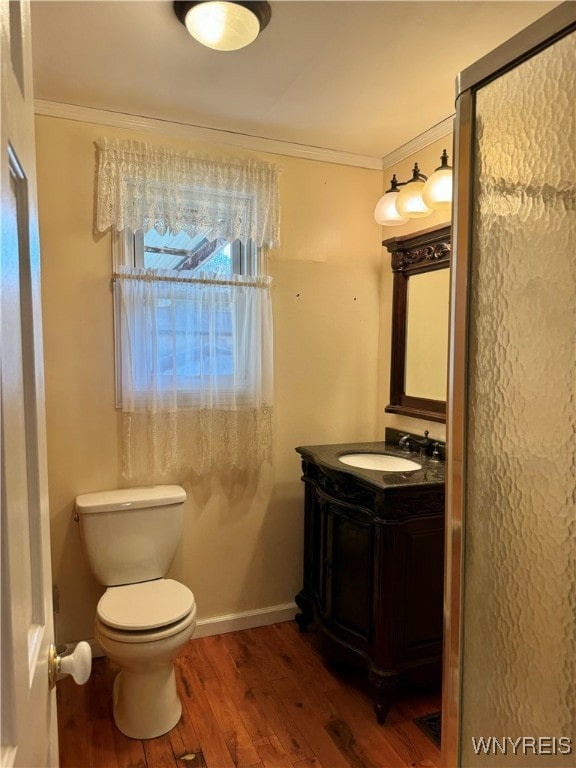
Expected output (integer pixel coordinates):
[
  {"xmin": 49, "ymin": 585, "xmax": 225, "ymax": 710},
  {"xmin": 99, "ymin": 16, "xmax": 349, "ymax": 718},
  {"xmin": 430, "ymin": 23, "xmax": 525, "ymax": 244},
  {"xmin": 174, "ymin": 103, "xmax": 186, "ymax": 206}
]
[{"xmin": 338, "ymin": 453, "xmax": 422, "ymax": 472}]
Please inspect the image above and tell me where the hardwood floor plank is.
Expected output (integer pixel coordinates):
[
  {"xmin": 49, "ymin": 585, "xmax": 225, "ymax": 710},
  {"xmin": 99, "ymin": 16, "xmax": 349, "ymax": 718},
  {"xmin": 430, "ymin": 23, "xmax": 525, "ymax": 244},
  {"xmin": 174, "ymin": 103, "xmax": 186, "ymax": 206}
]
[
  {"xmin": 168, "ymin": 724, "xmax": 207, "ymax": 768},
  {"xmin": 112, "ymin": 724, "xmax": 148, "ymax": 768},
  {"xmin": 270, "ymin": 676, "xmax": 353, "ymax": 768},
  {"xmin": 57, "ymin": 675, "xmax": 90, "ymax": 768},
  {"xmin": 142, "ymin": 733, "xmax": 179, "ymax": 768},
  {"xmin": 180, "ymin": 637, "xmax": 219, "ymax": 682},
  {"xmin": 57, "ymin": 622, "xmax": 443, "ymax": 768},
  {"xmin": 202, "ymin": 633, "xmax": 276, "ymax": 742},
  {"xmin": 292, "ymin": 759, "xmax": 325, "ymax": 768},
  {"xmin": 379, "ymin": 719, "xmax": 441, "ymax": 768},
  {"xmin": 219, "ymin": 632, "xmax": 316, "ymax": 763},
  {"xmin": 191, "ymin": 641, "xmax": 264, "ymax": 767},
  {"xmin": 85, "ymin": 657, "xmax": 114, "ymax": 722},
  {"xmin": 252, "ymin": 735, "xmax": 295, "ymax": 768},
  {"xmin": 324, "ymin": 719, "xmax": 382, "ymax": 768},
  {"xmin": 222, "ymin": 724, "xmax": 263, "ymax": 768},
  {"xmin": 183, "ymin": 646, "xmax": 236, "ymax": 733},
  {"xmin": 169, "ymin": 698, "xmax": 203, "ymax": 758},
  {"xmin": 271, "ymin": 671, "xmax": 337, "ymax": 727},
  {"xmin": 265, "ymin": 623, "xmax": 345, "ymax": 695},
  {"xmin": 221, "ymin": 627, "xmax": 285, "ymax": 686},
  {"xmin": 88, "ymin": 718, "xmax": 120, "ymax": 768},
  {"xmin": 247, "ymin": 679, "xmax": 315, "ymax": 764},
  {"xmin": 176, "ymin": 656, "xmax": 237, "ymax": 768},
  {"xmin": 340, "ymin": 715, "xmax": 408, "ymax": 768}
]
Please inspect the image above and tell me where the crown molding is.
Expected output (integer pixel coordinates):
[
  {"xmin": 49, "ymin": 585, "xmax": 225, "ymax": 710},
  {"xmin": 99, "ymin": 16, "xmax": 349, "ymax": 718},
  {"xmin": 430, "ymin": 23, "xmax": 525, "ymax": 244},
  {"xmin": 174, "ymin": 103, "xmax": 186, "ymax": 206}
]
[
  {"xmin": 34, "ymin": 100, "xmax": 455, "ymax": 173},
  {"xmin": 381, "ymin": 116, "xmax": 455, "ymax": 170},
  {"xmin": 33, "ymin": 99, "xmax": 384, "ymax": 171}
]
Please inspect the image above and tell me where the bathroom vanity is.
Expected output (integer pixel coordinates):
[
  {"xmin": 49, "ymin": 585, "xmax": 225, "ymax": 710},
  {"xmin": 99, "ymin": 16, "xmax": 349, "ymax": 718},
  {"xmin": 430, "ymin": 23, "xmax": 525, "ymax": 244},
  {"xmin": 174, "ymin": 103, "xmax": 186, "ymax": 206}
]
[{"xmin": 295, "ymin": 430, "xmax": 445, "ymax": 723}]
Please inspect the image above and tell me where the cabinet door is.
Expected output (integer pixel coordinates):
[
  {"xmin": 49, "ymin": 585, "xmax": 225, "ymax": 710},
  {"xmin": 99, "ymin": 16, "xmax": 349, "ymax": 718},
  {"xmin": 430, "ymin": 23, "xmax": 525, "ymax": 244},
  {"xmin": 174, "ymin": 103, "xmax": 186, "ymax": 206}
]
[
  {"xmin": 380, "ymin": 514, "xmax": 445, "ymax": 665},
  {"xmin": 326, "ymin": 502, "xmax": 373, "ymax": 644}
]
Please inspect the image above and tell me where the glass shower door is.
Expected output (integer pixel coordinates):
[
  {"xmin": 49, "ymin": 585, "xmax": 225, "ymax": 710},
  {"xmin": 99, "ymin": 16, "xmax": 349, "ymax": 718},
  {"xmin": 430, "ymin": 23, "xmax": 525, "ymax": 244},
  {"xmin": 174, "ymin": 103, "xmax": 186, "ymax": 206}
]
[{"xmin": 444, "ymin": 5, "xmax": 575, "ymax": 766}]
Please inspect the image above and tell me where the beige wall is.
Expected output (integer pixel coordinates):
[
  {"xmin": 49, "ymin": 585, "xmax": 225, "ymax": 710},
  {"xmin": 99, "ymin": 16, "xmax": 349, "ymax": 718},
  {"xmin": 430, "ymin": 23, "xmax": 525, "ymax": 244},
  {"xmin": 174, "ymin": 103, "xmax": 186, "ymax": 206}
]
[
  {"xmin": 377, "ymin": 134, "xmax": 454, "ymax": 444},
  {"xmin": 35, "ymin": 115, "xmax": 383, "ymax": 643}
]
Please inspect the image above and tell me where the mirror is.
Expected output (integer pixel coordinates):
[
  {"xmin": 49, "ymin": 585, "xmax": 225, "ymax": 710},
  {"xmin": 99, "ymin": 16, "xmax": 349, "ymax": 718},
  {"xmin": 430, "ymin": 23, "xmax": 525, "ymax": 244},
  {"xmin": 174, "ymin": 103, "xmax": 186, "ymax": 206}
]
[{"xmin": 383, "ymin": 224, "xmax": 451, "ymax": 423}]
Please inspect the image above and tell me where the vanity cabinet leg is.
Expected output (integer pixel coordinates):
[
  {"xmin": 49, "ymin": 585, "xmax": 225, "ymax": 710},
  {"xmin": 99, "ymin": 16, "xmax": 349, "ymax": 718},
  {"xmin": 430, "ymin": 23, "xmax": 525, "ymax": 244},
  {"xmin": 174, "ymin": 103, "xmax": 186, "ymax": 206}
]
[
  {"xmin": 370, "ymin": 673, "xmax": 399, "ymax": 724},
  {"xmin": 295, "ymin": 590, "xmax": 314, "ymax": 632}
]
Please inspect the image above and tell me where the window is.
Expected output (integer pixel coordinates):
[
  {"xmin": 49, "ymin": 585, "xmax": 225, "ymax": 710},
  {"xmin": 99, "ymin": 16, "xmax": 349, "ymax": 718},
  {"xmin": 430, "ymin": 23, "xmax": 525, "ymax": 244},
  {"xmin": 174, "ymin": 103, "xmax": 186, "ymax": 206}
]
[
  {"xmin": 113, "ymin": 230, "xmax": 265, "ymax": 408},
  {"xmin": 96, "ymin": 138, "xmax": 278, "ymax": 477}
]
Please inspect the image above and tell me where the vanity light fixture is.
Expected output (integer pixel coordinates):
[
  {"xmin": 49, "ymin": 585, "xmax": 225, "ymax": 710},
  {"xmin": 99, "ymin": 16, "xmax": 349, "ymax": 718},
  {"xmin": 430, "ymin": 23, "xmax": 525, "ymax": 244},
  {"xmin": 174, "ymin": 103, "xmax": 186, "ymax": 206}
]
[
  {"xmin": 395, "ymin": 163, "xmax": 432, "ymax": 219},
  {"xmin": 373, "ymin": 175, "xmax": 408, "ymax": 226},
  {"xmin": 174, "ymin": 0, "xmax": 271, "ymax": 51},
  {"xmin": 422, "ymin": 149, "xmax": 453, "ymax": 210},
  {"xmin": 374, "ymin": 150, "xmax": 453, "ymax": 226}
]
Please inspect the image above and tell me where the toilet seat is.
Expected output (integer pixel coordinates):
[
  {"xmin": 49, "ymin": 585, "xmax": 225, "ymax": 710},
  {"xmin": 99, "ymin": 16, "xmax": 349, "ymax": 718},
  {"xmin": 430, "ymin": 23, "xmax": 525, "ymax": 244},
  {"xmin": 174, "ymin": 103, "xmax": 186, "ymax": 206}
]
[
  {"xmin": 96, "ymin": 579, "xmax": 196, "ymax": 643},
  {"xmin": 96, "ymin": 606, "xmax": 196, "ymax": 644},
  {"xmin": 98, "ymin": 578, "xmax": 195, "ymax": 630}
]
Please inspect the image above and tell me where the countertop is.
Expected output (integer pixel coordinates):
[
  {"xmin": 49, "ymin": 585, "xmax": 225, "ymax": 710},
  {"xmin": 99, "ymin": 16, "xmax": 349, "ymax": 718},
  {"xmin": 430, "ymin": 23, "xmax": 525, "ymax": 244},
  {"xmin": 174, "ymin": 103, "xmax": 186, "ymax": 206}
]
[{"xmin": 295, "ymin": 440, "xmax": 445, "ymax": 491}]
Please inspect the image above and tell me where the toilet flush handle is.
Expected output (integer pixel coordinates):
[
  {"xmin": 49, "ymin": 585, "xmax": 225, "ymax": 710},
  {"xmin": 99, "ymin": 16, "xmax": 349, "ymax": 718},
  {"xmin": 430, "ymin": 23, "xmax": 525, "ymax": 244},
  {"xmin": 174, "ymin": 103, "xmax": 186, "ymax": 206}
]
[{"xmin": 48, "ymin": 641, "xmax": 92, "ymax": 689}]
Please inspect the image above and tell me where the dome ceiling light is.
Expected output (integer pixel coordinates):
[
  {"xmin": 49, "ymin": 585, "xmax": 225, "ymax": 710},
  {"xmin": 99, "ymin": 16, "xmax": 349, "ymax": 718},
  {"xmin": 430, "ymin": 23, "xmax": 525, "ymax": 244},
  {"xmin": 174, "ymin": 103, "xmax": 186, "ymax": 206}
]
[
  {"xmin": 174, "ymin": 1, "xmax": 272, "ymax": 51},
  {"xmin": 374, "ymin": 150, "xmax": 453, "ymax": 227}
]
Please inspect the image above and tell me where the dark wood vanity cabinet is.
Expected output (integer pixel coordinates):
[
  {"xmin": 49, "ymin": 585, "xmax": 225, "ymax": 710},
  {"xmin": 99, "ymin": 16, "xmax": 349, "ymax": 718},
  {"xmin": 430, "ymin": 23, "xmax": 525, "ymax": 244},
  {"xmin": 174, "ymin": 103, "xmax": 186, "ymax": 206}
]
[{"xmin": 295, "ymin": 457, "xmax": 445, "ymax": 723}]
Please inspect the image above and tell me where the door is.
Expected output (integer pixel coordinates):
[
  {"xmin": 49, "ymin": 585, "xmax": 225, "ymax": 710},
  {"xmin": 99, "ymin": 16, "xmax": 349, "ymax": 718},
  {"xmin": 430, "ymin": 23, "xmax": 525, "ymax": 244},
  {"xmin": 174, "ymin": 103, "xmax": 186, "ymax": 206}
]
[
  {"xmin": 443, "ymin": 4, "xmax": 576, "ymax": 766},
  {"xmin": 328, "ymin": 502, "xmax": 372, "ymax": 643},
  {"xmin": 1, "ymin": 2, "xmax": 58, "ymax": 766}
]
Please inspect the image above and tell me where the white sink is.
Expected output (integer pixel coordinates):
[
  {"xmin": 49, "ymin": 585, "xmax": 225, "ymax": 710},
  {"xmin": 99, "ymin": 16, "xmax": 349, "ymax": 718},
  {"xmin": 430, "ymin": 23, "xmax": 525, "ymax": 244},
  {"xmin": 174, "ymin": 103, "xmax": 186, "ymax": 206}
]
[{"xmin": 338, "ymin": 453, "xmax": 422, "ymax": 472}]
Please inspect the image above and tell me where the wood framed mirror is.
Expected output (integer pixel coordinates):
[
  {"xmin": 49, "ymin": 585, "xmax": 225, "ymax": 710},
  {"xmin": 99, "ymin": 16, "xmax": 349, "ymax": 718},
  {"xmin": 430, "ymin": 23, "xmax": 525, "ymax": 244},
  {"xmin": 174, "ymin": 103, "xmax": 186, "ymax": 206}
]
[{"xmin": 383, "ymin": 224, "xmax": 451, "ymax": 423}]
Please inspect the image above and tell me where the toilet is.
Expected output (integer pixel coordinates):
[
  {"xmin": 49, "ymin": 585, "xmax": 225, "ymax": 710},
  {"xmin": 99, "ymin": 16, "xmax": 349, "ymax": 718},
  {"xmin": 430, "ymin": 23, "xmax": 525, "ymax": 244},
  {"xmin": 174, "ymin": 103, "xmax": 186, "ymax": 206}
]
[{"xmin": 75, "ymin": 485, "xmax": 197, "ymax": 740}]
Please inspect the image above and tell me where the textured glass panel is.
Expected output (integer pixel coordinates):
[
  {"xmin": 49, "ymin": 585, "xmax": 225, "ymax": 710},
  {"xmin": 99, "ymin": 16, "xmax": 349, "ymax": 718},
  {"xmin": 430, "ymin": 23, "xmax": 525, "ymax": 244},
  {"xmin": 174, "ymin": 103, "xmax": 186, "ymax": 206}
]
[{"xmin": 461, "ymin": 31, "xmax": 576, "ymax": 766}]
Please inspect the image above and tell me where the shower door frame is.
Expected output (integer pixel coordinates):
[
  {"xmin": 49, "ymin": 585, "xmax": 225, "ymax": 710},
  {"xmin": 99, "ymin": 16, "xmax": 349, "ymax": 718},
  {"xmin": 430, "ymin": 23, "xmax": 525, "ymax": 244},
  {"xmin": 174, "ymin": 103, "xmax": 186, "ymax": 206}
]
[{"xmin": 442, "ymin": 4, "xmax": 576, "ymax": 766}]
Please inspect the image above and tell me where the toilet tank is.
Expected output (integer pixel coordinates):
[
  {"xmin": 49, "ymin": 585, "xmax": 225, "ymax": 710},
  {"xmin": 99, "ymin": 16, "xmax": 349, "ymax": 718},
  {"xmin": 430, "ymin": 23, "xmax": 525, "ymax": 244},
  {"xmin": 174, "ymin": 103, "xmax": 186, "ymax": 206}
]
[{"xmin": 75, "ymin": 485, "xmax": 187, "ymax": 587}]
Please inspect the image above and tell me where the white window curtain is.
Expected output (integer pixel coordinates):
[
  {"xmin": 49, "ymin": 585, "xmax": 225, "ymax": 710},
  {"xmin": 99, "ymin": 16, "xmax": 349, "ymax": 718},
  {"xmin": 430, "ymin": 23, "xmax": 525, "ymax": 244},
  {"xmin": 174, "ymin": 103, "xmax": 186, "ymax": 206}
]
[
  {"xmin": 96, "ymin": 139, "xmax": 278, "ymax": 480},
  {"xmin": 96, "ymin": 137, "xmax": 280, "ymax": 248}
]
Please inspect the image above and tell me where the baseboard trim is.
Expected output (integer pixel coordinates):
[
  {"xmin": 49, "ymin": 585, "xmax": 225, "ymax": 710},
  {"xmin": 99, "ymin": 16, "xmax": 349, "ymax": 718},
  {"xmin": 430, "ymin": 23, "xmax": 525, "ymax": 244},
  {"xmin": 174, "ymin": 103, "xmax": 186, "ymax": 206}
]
[{"xmin": 194, "ymin": 602, "xmax": 297, "ymax": 638}]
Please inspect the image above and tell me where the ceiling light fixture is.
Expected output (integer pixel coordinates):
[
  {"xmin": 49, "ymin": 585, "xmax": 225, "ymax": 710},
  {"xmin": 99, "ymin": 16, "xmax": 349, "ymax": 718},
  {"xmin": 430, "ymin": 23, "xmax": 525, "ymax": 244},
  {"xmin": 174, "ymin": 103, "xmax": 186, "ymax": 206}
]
[
  {"xmin": 374, "ymin": 150, "xmax": 453, "ymax": 226},
  {"xmin": 174, "ymin": 1, "xmax": 271, "ymax": 51}
]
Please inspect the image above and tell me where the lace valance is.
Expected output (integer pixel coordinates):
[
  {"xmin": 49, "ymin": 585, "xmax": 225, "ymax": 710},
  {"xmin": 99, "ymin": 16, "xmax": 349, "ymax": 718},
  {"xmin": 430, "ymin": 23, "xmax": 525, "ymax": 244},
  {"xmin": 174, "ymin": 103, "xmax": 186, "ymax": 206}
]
[{"xmin": 95, "ymin": 138, "xmax": 281, "ymax": 248}]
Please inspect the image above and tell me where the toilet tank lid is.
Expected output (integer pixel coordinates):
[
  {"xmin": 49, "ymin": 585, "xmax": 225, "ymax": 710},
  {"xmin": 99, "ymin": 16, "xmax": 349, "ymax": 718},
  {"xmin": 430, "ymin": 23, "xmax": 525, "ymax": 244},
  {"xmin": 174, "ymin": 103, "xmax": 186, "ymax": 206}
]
[{"xmin": 75, "ymin": 485, "xmax": 186, "ymax": 514}]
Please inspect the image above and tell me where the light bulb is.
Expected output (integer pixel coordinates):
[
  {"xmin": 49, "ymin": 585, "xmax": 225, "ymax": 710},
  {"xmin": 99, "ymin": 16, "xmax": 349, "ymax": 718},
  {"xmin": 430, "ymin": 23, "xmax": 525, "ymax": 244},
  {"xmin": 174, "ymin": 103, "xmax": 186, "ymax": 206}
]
[
  {"xmin": 374, "ymin": 175, "xmax": 408, "ymax": 226},
  {"xmin": 395, "ymin": 181, "xmax": 431, "ymax": 218},
  {"xmin": 374, "ymin": 192, "xmax": 408, "ymax": 226},
  {"xmin": 185, "ymin": 2, "xmax": 260, "ymax": 51},
  {"xmin": 395, "ymin": 164, "xmax": 432, "ymax": 219},
  {"xmin": 422, "ymin": 150, "xmax": 453, "ymax": 210}
]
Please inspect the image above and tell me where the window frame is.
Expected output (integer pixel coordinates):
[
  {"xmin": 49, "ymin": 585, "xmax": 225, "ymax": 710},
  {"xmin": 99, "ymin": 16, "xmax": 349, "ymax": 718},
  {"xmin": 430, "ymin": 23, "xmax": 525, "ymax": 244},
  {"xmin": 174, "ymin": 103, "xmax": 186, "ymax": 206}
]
[{"xmin": 112, "ymin": 230, "xmax": 263, "ymax": 408}]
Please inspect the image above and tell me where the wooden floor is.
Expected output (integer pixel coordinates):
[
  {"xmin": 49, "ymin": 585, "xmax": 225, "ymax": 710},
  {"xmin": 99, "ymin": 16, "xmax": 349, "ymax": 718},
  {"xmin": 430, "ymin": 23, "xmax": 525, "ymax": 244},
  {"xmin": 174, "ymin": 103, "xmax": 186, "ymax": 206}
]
[{"xmin": 57, "ymin": 621, "xmax": 441, "ymax": 768}]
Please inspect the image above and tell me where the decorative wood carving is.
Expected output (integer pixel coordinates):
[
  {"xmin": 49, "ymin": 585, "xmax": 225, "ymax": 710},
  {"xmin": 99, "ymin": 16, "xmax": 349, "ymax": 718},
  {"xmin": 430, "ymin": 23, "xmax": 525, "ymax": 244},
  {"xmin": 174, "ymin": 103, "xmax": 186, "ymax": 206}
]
[
  {"xmin": 386, "ymin": 224, "xmax": 451, "ymax": 274},
  {"xmin": 390, "ymin": 239, "xmax": 451, "ymax": 272},
  {"xmin": 311, "ymin": 465, "xmax": 375, "ymax": 512}
]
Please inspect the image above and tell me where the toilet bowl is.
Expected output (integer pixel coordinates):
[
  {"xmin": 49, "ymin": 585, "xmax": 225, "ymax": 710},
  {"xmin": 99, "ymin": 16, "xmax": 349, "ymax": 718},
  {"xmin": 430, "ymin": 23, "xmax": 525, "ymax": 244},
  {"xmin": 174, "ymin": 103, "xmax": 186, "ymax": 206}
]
[
  {"xmin": 75, "ymin": 485, "xmax": 196, "ymax": 740},
  {"xmin": 95, "ymin": 578, "xmax": 196, "ymax": 739}
]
